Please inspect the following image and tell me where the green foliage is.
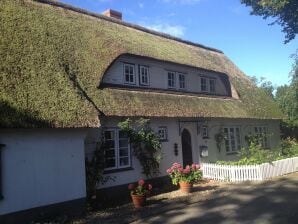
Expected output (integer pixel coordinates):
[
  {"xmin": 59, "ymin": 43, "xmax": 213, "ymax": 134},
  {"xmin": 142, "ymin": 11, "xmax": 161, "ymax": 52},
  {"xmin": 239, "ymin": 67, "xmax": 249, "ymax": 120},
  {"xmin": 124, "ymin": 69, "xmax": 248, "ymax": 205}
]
[
  {"xmin": 118, "ymin": 118, "xmax": 162, "ymax": 178},
  {"xmin": 214, "ymin": 128, "xmax": 225, "ymax": 152},
  {"xmin": 241, "ymin": 0, "xmax": 298, "ymax": 43},
  {"xmin": 275, "ymin": 52, "xmax": 298, "ymax": 138},
  {"xmin": 128, "ymin": 179, "xmax": 152, "ymax": 196},
  {"xmin": 216, "ymin": 138, "xmax": 298, "ymax": 165},
  {"xmin": 249, "ymin": 76, "xmax": 275, "ymax": 98},
  {"xmin": 85, "ymin": 139, "xmax": 112, "ymax": 201},
  {"xmin": 167, "ymin": 163, "xmax": 202, "ymax": 185}
]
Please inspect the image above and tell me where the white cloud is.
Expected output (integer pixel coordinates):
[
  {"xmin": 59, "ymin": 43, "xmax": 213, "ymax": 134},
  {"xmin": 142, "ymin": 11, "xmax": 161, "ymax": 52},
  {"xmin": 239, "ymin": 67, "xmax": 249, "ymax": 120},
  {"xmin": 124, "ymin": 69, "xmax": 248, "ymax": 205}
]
[
  {"xmin": 141, "ymin": 22, "xmax": 185, "ymax": 37},
  {"xmin": 161, "ymin": 0, "xmax": 202, "ymax": 5}
]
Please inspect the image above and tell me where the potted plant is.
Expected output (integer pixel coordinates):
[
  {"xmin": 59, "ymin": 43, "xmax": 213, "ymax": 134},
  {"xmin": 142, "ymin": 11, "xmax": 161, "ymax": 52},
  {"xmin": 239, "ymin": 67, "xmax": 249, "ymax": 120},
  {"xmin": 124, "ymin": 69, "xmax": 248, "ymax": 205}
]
[
  {"xmin": 128, "ymin": 179, "xmax": 152, "ymax": 208},
  {"xmin": 167, "ymin": 163, "xmax": 202, "ymax": 193}
]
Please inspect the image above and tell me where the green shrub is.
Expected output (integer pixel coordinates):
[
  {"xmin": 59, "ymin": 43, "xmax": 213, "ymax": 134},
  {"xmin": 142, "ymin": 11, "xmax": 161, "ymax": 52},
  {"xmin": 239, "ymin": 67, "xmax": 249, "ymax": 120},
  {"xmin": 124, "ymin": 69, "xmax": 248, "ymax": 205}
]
[{"xmin": 216, "ymin": 138, "xmax": 298, "ymax": 165}]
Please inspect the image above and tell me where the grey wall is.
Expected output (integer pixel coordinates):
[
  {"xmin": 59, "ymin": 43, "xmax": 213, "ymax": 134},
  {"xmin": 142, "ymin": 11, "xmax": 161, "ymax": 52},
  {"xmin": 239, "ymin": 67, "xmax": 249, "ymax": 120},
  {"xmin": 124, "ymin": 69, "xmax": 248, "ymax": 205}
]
[{"xmin": 0, "ymin": 129, "xmax": 87, "ymax": 215}]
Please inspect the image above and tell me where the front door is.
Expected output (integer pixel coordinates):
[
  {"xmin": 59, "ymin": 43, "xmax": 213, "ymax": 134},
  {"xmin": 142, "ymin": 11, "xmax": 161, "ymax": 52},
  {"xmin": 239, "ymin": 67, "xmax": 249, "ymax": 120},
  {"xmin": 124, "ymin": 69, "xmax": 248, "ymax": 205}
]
[{"xmin": 181, "ymin": 129, "xmax": 193, "ymax": 167}]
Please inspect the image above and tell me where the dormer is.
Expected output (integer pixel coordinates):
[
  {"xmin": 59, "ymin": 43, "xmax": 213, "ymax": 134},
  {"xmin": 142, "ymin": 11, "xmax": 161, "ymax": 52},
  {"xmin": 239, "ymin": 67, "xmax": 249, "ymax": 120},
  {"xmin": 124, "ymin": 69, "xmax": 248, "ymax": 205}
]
[{"xmin": 101, "ymin": 54, "xmax": 233, "ymax": 98}]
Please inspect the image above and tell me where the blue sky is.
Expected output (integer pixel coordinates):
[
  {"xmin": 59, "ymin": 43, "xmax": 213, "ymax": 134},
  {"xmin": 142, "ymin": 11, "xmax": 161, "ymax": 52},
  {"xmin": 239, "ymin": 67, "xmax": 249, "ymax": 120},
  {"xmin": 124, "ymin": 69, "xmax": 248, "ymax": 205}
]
[{"xmin": 61, "ymin": 0, "xmax": 297, "ymax": 86}]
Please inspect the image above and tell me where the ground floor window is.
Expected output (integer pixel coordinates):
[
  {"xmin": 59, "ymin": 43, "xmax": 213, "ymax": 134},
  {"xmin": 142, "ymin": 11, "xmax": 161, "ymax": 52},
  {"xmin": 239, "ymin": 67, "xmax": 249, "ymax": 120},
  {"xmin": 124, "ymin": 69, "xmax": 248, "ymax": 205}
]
[
  {"xmin": 254, "ymin": 126, "xmax": 268, "ymax": 148},
  {"xmin": 158, "ymin": 127, "xmax": 168, "ymax": 141},
  {"xmin": 103, "ymin": 129, "xmax": 131, "ymax": 170},
  {"xmin": 224, "ymin": 127, "xmax": 241, "ymax": 153}
]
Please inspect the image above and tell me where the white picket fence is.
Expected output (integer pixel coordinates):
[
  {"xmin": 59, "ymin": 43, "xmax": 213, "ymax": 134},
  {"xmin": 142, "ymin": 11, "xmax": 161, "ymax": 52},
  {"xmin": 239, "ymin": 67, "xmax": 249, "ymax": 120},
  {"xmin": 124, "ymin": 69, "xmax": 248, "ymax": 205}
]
[{"xmin": 202, "ymin": 157, "xmax": 298, "ymax": 182}]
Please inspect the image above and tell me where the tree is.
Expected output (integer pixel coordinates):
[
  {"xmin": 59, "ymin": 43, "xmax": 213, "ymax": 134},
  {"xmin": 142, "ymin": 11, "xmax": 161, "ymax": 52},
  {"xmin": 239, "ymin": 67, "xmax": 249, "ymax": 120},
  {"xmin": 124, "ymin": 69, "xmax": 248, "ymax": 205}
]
[
  {"xmin": 241, "ymin": 0, "xmax": 298, "ymax": 43},
  {"xmin": 249, "ymin": 75, "xmax": 275, "ymax": 98},
  {"xmin": 275, "ymin": 53, "xmax": 298, "ymax": 138}
]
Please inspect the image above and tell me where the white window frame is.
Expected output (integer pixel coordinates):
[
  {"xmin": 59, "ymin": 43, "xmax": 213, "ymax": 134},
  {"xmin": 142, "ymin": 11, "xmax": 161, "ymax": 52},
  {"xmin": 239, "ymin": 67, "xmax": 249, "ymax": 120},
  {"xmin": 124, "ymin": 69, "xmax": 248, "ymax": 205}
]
[
  {"xmin": 123, "ymin": 63, "xmax": 136, "ymax": 85},
  {"xmin": 254, "ymin": 126, "xmax": 269, "ymax": 148},
  {"xmin": 167, "ymin": 71, "xmax": 176, "ymax": 89},
  {"xmin": 223, "ymin": 126, "xmax": 241, "ymax": 154},
  {"xmin": 158, "ymin": 127, "xmax": 168, "ymax": 141},
  {"xmin": 200, "ymin": 77, "xmax": 207, "ymax": 92},
  {"xmin": 200, "ymin": 76, "xmax": 217, "ymax": 93},
  {"xmin": 209, "ymin": 79, "xmax": 216, "ymax": 93},
  {"xmin": 103, "ymin": 129, "xmax": 131, "ymax": 170},
  {"xmin": 178, "ymin": 73, "xmax": 186, "ymax": 89},
  {"xmin": 139, "ymin": 65, "xmax": 150, "ymax": 86}
]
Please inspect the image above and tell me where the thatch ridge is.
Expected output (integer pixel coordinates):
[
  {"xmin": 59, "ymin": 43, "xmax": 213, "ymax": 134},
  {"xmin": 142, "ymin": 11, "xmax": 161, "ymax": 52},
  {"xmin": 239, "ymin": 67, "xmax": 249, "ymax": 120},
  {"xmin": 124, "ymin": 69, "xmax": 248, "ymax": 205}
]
[
  {"xmin": 34, "ymin": 0, "xmax": 223, "ymax": 54},
  {"xmin": 0, "ymin": 0, "xmax": 284, "ymax": 128}
]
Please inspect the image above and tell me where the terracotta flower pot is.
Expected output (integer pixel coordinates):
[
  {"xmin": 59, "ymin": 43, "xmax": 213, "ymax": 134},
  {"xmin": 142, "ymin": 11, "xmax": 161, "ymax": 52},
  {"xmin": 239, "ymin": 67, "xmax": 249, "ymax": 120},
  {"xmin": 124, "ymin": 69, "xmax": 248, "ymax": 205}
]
[
  {"xmin": 179, "ymin": 182, "xmax": 193, "ymax": 193},
  {"xmin": 131, "ymin": 194, "xmax": 146, "ymax": 208}
]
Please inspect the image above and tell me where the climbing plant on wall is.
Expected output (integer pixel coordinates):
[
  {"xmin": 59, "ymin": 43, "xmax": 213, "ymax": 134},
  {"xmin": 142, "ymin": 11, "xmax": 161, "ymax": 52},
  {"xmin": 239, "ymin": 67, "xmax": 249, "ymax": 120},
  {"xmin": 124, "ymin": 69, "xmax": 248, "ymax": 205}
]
[{"xmin": 118, "ymin": 118, "xmax": 162, "ymax": 178}]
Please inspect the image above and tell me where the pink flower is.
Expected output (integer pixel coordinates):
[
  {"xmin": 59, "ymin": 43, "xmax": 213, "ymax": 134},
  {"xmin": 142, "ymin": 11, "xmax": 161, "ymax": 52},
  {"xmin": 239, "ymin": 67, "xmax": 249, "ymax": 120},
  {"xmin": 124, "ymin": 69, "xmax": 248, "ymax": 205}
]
[
  {"xmin": 167, "ymin": 168, "xmax": 172, "ymax": 174},
  {"xmin": 192, "ymin": 164, "xmax": 197, "ymax": 170},
  {"xmin": 148, "ymin": 184, "xmax": 152, "ymax": 190},
  {"xmin": 196, "ymin": 164, "xmax": 201, "ymax": 169},
  {"xmin": 178, "ymin": 167, "xmax": 183, "ymax": 173},
  {"xmin": 138, "ymin": 179, "xmax": 145, "ymax": 186},
  {"xmin": 128, "ymin": 183, "xmax": 134, "ymax": 190},
  {"xmin": 183, "ymin": 168, "xmax": 190, "ymax": 174},
  {"xmin": 185, "ymin": 165, "xmax": 190, "ymax": 170}
]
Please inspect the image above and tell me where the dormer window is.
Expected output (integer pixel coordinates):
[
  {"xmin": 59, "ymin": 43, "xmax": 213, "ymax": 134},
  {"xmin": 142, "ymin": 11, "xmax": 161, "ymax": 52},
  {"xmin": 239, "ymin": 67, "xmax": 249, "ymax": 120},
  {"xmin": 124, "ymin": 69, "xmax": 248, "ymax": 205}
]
[
  {"xmin": 209, "ymin": 79, "xmax": 216, "ymax": 93},
  {"xmin": 201, "ymin": 77, "xmax": 207, "ymax": 92},
  {"xmin": 139, "ymin": 65, "xmax": 149, "ymax": 86},
  {"xmin": 200, "ymin": 76, "xmax": 216, "ymax": 93},
  {"xmin": 168, "ymin": 71, "xmax": 176, "ymax": 89},
  {"xmin": 124, "ymin": 63, "xmax": 135, "ymax": 85},
  {"xmin": 179, "ymin": 73, "xmax": 186, "ymax": 89}
]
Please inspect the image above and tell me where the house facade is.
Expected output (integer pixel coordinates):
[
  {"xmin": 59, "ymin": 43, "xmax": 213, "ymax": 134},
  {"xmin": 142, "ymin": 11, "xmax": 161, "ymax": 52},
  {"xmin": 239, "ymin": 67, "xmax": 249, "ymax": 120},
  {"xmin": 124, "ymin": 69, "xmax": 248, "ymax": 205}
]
[
  {"xmin": 86, "ymin": 54, "xmax": 281, "ymax": 188},
  {"xmin": 0, "ymin": 0, "xmax": 283, "ymax": 222}
]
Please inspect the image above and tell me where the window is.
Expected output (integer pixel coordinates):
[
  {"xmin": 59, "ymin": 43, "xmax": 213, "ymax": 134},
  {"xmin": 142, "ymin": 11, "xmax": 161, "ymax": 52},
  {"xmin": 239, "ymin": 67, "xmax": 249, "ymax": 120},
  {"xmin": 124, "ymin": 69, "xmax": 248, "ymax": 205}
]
[
  {"xmin": 202, "ymin": 126, "xmax": 209, "ymax": 138},
  {"xmin": 254, "ymin": 126, "xmax": 268, "ymax": 148},
  {"xmin": 139, "ymin": 65, "xmax": 149, "ymax": 86},
  {"xmin": 209, "ymin": 79, "xmax": 216, "ymax": 93},
  {"xmin": 103, "ymin": 129, "xmax": 131, "ymax": 170},
  {"xmin": 124, "ymin": 63, "xmax": 135, "ymax": 84},
  {"xmin": 200, "ymin": 76, "xmax": 216, "ymax": 93},
  {"xmin": 168, "ymin": 72, "xmax": 176, "ymax": 89},
  {"xmin": 178, "ymin": 73, "xmax": 186, "ymax": 89},
  {"xmin": 158, "ymin": 127, "xmax": 168, "ymax": 141},
  {"xmin": 224, "ymin": 127, "xmax": 241, "ymax": 153},
  {"xmin": 201, "ymin": 77, "xmax": 207, "ymax": 92}
]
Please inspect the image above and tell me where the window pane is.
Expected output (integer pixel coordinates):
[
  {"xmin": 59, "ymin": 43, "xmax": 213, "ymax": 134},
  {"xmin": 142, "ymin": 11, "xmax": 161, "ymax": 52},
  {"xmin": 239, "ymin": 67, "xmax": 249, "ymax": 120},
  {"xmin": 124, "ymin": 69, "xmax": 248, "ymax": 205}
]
[
  {"xmin": 119, "ymin": 139, "xmax": 128, "ymax": 148},
  {"xmin": 119, "ymin": 157, "xmax": 129, "ymax": 166},
  {"xmin": 236, "ymin": 128, "xmax": 241, "ymax": 150},
  {"xmin": 119, "ymin": 131, "xmax": 128, "ymax": 139},
  {"xmin": 179, "ymin": 74, "xmax": 185, "ymax": 89},
  {"xmin": 119, "ymin": 148, "xmax": 128, "ymax": 157},
  {"xmin": 201, "ymin": 77, "xmax": 207, "ymax": 91},
  {"xmin": 210, "ymin": 79, "xmax": 215, "ymax": 92},
  {"xmin": 168, "ymin": 72, "xmax": 175, "ymax": 88},
  {"xmin": 124, "ymin": 64, "xmax": 134, "ymax": 83}
]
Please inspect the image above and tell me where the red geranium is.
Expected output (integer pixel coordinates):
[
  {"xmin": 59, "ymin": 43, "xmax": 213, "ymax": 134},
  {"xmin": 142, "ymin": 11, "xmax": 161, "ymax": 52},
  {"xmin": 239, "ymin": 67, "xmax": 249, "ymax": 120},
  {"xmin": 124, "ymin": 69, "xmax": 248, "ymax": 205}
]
[{"xmin": 128, "ymin": 179, "xmax": 153, "ymax": 196}]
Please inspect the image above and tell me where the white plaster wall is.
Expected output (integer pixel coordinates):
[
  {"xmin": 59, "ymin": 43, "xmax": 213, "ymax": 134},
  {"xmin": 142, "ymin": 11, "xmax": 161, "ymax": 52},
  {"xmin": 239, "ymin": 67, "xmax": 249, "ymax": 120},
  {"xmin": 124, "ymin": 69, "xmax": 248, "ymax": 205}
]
[
  {"xmin": 0, "ymin": 129, "xmax": 87, "ymax": 215},
  {"xmin": 86, "ymin": 117, "xmax": 280, "ymax": 189},
  {"xmin": 103, "ymin": 55, "xmax": 230, "ymax": 96}
]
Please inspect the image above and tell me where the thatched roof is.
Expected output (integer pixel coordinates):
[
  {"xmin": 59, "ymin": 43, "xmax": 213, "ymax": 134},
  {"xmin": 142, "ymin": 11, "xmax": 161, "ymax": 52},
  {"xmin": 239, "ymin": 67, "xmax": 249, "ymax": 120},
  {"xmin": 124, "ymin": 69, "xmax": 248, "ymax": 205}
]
[{"xmin": 0, "ymin": 0, "xmax": 284, "ymax": 128}]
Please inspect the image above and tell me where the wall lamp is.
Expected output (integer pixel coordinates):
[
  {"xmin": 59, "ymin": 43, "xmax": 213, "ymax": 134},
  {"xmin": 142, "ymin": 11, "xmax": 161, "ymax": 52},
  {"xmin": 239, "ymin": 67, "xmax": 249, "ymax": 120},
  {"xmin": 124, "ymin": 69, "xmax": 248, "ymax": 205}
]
[{"xmin": 174, "ymin": 143, "xmax": 178, "ymax": 156}]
